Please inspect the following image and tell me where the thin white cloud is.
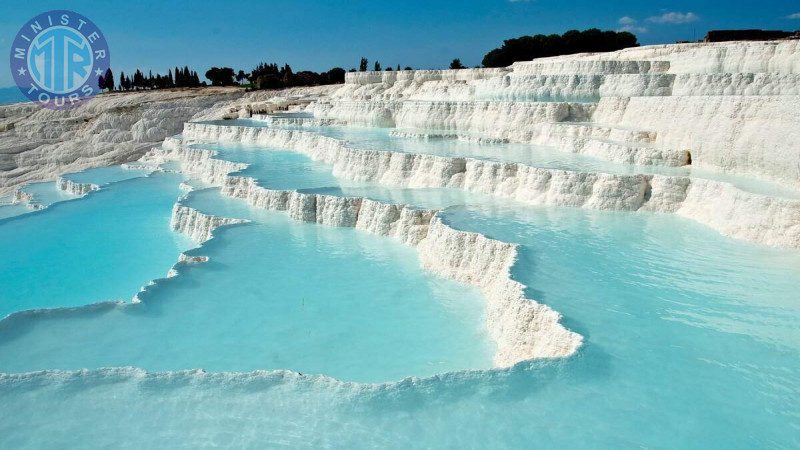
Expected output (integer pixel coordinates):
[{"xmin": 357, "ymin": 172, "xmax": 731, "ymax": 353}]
[
  {"xmin": 618, "ymin": 25, "xmax": 648, "ymax": 34},
  {"xmin": 786, "ymin": 13, "xmax": 800, "ymax": 19},
  {"xmin": 616, "ymin": 16, "xmax": 646, "ymax": 33},
  {"xmin": 646, "ymin": 11, "xmax": 700, "ymax": 24}
]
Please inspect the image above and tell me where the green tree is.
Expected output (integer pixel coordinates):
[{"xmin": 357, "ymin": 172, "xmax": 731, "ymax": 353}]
[
  {"xmin": 132, "ymin": 70, "xmax": 142, "ymax": 89},
  {"xmin": 236, "ymin": 70, "xmax": 248, "ymax": 85},
  {"xmin": 449, "ymin": 58, "xmax": 466, "ymax": 69},
  {"xmin": 281, "ymin": 64, "xmax": 294, "ymax": 86},
  {"xmin": 327, "ymin": 67, "xmax": 346, "ymax": 83},
  {"xmin": 103, "ymin": 69, "xmax": 115, "ymax": 91},
  {"xmin": 373, "ymin": 61, "xmax": 381, "ymax": 71},
  {"xmin": 482, "ymin": 29, "xmax": 640, "ymax": 67},
  {"xmin": 205, "ymin": 67, "xmax": 236, "ymax": 86},
  {"xmin": 359, "ymin": 57, "xmax": 368, "ymax": 72}
]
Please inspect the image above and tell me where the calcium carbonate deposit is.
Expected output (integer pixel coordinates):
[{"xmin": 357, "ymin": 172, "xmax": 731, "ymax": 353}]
[{"xmin": 1, "ymin": 41, "xmax": 799, "ymax": 448}]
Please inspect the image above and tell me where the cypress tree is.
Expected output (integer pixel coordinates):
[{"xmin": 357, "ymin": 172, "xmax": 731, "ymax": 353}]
[{"xmin": 103, "ymin": 69, "xmax": 115, "ymax": 91}]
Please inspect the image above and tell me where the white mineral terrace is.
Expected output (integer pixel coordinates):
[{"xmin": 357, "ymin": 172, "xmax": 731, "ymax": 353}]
[
  {"xmin": 178, "ymin": 123, "xmax": 800, "ymax": 248},
  {"xmin": 0, "ymin": 86, "xmax": 338, "ymax": 196},
  {"xmin": 147, "ymin": 140, "xmax": 582, "ymax": 367},
  {"xmin": 305, "ymin": 40, "xmax": 800, "ymax": 187},
  {"xmin": 2, "ymin": 40, "xmax": 799, "ymax": 369}
]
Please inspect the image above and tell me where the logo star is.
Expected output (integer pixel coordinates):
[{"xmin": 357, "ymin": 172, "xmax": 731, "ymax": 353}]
[
  {"xmin": 17, "ymin": 67, "xmax": 26, "ymax": 76},
  {"xmin": 95, "ymin": 68, "xmax": 104, "ymax": 76}
]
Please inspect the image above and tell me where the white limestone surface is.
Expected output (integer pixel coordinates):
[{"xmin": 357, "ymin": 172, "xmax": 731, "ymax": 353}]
[
  {"xmin": 170, "ymin": 203, "xmax": 248, "ymax": 243},
  {"xmin": 56, "ymin": 177, "xmax": 99, "ymax": 197},
  {"xmin": 0, "ymin": 88, "xmax": 245, "ymax": 196},
  {"xmin": 180, "ymin": 123, "xmax": 800, "ymax": 248},
  {"xmin": 310, "ymin": 41, "xmax": 800, "ymax": 186},
  {"xmin": 155, "ymin": 140, "xmax": 583, "ymax": 367}
]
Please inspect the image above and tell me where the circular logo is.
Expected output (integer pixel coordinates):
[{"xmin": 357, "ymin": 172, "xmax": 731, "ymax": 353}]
[{"xmin": 9, "ymin": 10, "xmax": 110, "ymax": 110}]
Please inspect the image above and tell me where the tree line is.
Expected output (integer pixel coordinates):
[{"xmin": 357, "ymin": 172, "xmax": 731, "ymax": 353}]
[
  {"xmin": 103, "ymin": 67, "xmax": 203, "ymax": 91},
  {"xmin": 244, "ymin": 63, "xmax": 346, "ymax": 89},
  {"xmin": 97, "ymin": 28, "xmax": 641, "ymax": 92},
  {"xmin": 481, "ymin": 29, "xmax": 639, "ymax": 68},
  {"xmin": 356, "ymin": 58, "xmax": 412, "ymax": 72},
  {"xmin": 205, "ymin": 59, "xmax": 411, "ymax": 90}
]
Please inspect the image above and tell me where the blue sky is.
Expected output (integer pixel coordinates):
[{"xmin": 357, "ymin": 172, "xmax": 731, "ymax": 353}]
[{"xmin": 2, "ymin": 0, "xmax": 799, "ymax": 86}]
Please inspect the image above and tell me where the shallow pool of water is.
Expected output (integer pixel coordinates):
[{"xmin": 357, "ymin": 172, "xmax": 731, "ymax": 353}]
[
  {"xmin": 63, "ymin": 165, "xmax": 153, "ymax": 186},
  {"xmin": 204, "ymin": 117, "xmax": 800, "ymax": 199},
  {"xmin": 0, "ymin": 188, "xmax": 493, "ymax": 382},
  {"xmin": 193, "ymin": 142, "xmax": 498, "ymax": 210},
  {"xmin": 0, "ymin": 172, "xmax": 192, "ymax": 317},
  {"xmin": 18, "ymin": 181, "xmax": 78, "ymax": 207}
]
